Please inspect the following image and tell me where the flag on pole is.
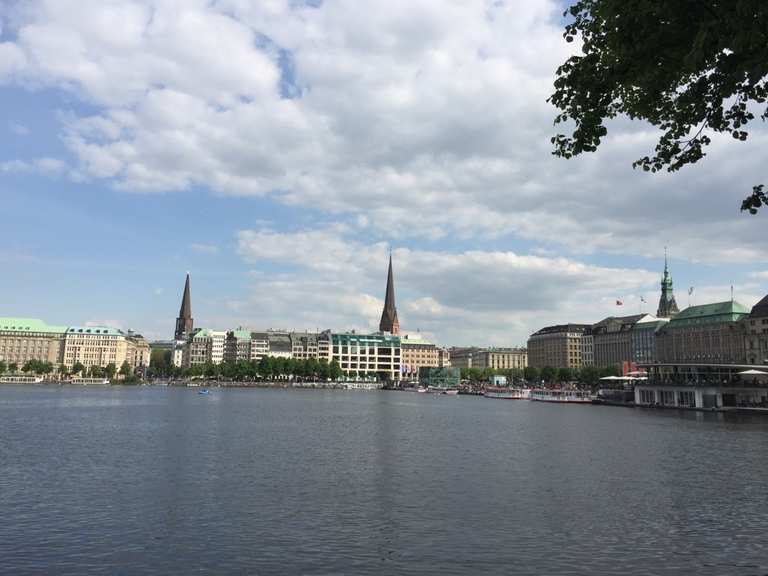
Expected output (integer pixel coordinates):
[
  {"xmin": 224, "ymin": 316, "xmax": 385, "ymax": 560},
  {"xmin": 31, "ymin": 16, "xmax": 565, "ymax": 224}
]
[
  {"xmin": 640, "ymin": 296, "xmax": 646, "ymax": 303},
  {"xmin": 616, "ymin": 300, "xmax": 623, "ymax": 306},
  {"xmin": 688, "ymin": 287, "xmax": 694, "ymax": 295}
]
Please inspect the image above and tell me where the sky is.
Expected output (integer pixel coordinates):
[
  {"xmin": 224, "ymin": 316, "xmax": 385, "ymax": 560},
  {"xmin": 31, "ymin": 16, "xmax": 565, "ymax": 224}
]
[{"xmin": 1, "ymin": 0, "xmax": 766, "ymax": 346}]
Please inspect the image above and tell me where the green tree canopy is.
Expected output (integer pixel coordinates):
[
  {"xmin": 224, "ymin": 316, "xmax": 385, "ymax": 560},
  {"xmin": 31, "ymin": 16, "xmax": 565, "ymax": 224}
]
[
  {"xmin": 71, "ymin": 361, "xmax": 85, "ymax": 376},
  {"xmin": 523, "ymin": 366, "xmax": 540, "ymax": 383},
  {"xmin": 551, "ymin": 1, "xmax": 768, "ymax": 212},
  {"xmin": 119, "ymin": 361, "xmax": 132, "ymax": 377},
  {"xmin": 0, "ymin": 360, "xmax": 6, "ymax": 375},
  {"xmin": 540, "ymin": 366, "xmax": 557, "ymax": 383}
]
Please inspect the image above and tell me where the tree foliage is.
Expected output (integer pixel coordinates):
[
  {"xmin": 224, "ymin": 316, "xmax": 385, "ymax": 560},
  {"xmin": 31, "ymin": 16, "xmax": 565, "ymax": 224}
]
[{"xmin": 550, "ymin": 1, "xmax": 768, "ymax": 212}]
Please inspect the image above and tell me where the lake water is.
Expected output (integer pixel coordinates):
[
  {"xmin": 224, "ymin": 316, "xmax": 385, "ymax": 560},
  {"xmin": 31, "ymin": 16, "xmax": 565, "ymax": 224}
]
[{"xmin": 1, "ymin": 385, "xmax": 767, "ymax": 575}]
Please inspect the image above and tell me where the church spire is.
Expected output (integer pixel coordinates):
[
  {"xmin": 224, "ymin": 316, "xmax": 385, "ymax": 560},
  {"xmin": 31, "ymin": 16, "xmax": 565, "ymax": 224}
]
[
  {"xmin": 379, "ymin": 252, "xmax": 400, "ymax": 335},
  {"xmin": 656, "ymin": 249, "xmax": 679, "ymax": 318},
  {"xmin": 175, "ymin": 273, "xmax": 194, "ymax": 340}
]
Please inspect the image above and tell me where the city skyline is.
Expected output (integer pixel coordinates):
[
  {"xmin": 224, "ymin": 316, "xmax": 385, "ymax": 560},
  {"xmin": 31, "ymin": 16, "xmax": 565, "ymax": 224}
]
[{"xmin": 1, "ymin": 1, "xmax": 766, "ymax": 346}]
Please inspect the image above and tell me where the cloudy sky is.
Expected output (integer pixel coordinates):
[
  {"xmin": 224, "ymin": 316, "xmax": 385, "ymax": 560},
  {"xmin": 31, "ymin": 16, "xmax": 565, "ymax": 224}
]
[{"xmin": 1, "ymin": 0, "xmax": 766, "ymax": 346}]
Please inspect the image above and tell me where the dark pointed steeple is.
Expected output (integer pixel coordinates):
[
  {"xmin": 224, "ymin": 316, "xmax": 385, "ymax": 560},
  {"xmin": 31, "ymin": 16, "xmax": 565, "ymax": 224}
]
[
  {"xmin": 379, "ymin": 253, "xmax": 400, "ymax": 335},
  {"xmin": 175, "ymin": 273, "xmax": 194, "ymax": 340},
  {"xmin": 656, "ymin": 249, "xmax": 679, "ymax": 318}
]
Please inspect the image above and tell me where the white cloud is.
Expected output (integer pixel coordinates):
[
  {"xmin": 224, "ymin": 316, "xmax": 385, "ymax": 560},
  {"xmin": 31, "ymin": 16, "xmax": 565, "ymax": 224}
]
[
  {"xmin": 190, "ymin": 243, "xmax": 219, "ymax": 254},
  {"xmin": 3, "ymin": 0, "xmax": 763, "ymax": 265},
  {"xmin": 0, "ymin": 156, "xmax": 66, "ymax": 174},
  {"xmin": 234, "ymin": 225, "xmax": 661, "ymax": 345}
]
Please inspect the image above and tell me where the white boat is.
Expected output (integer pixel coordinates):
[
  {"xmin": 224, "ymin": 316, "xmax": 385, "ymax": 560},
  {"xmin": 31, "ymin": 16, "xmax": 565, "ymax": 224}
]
[
  {"xmin": 484, "ymin": 387, "xmax": 530, "ymax": 400},
  {"xmin": 70, "ymin": 377, "xmax": 110, "ymax": 385},
  {"xmin": 529, "ymin": 389, "xmax": 594, "ymax": 404},
  {"xmin": 0, "ymin": 375, "xmax": 44, "ymax": 384}
]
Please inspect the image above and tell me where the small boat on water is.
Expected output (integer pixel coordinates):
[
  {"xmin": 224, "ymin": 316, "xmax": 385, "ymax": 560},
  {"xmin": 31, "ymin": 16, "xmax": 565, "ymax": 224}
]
[
  {"xmin": 416, "ymin": 387, "xmax": 428, "ymax": 393},
  {"xmin": 198, "ymin": 389, "xmax": 211, "ymax": 395},
  {"xmin": 484, "ymin": 387, "xmax": 531, "ymax": 400},
  {"xmin": 529, "ymin": 389, "xmax": 594, "ymax": 404}
]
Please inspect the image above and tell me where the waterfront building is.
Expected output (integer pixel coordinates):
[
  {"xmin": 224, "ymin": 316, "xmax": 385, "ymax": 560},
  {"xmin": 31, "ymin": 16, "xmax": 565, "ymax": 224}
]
[
  {"xmin": 174, "ymin": 273, "xmax": 194, "ymax": 341},
  {"xmin": 580, "ymin": 326, "xmax": 594, "ymax": 367},
  {"xmin": 331, "ymin": 332, "xmax": 401, "ymax": 382},
  {"xmin": 0, "ymin": 318, "xmax": 67, "ymax": 367},
  {"xmin": 592, "ymin": 314, "xmax": 649, "ymax": 369},
  {"xmin": 224, "ymin": 329, "xmax": 252, "ymax": 363},
  {"xmin": 267, "ymin": 332, "xmax": 292, "ymax": 358},
  {"xmin": 400, "ymin": 333, "xmax": 440, "ymax": 381},
  {"xmin": 291, "ymin": 332, "xmax": 320, "ymax": 359},
  {"xmin": 438, "ymin": 347, "xmax": 451, "ymax": 367},
  {"xmin": 379, "ymin": 254, "xmax": 400, "ymax": 335},
  {"xmin": 63, "ymin": 325, "xmax": 149, "ymax": 372},
  {"xmin": 250, "ymin": 332, "xmax": 270, "ymax": 360},
  {"xmin": 184, "ymin": 328, "xmax": 227, "ymax": 366},
  {"xmin": 656, "ymin": 252, "xmax": 680, "ymax": 319},
  {"xmin": 655, "ymin": 301, "xmax": 749, "ymax": 364},
  {"xmin": 527, "ymin": 324, "xmax": 589, "ymax": 369},
  {"xmin": 634, "ymin": 362, "xmax": 768, "ymax": 409},
  {"xmin": 448, "ymin": 347, "xmax": 527, "ymax": 370},
  {"xmin": 419, "ymin": 366, "xmax": 460, "ymax": 388},
  {"xmin": 744, "ymin": 295, "xmax": 768, "ymax": 365},
  {"xmin": 631, "ymin": 316, "xmax": 669, "ymax": 365}
]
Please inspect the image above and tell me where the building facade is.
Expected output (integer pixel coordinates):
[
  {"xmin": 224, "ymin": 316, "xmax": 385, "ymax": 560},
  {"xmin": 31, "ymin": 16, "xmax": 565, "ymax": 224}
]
[
  {"xmin": 400, "ymin": 334, "xmax": 440, "ymax": 381},
  {"xmin": 655, "ymin": 301, "xmax": 749, "ymax": 364},
  {"xmin": 527, "ymin": 324, "xmax": 589, "ymax": 369},
  {"xmin": 592, "ymin": 314, "xmax": 648, "ymax": 369},
  {"xmin": 631, "ymin": 317, "xmax": 669, "ymax": 365},
  {"xmin": 184, "ymin": 328, "xmax": 227, "ymax": 366},
  {"xmin": 580, "ymin": 326, "xmax": 594, "ymax": 367},
  {"xmin": 63, "ymin": 326, "xmax": 149, "ymax": 371},
  {"xmin": 448, "ymin": 347, "xmax": 527, "ymax": 370},
  {"xmin": 0, "ymin": 318, "xmax": 66, "ymax": 367},
  {"xmin": 224, "ymin": 330, "xmax": 252, "ymax": 363},
  {"xmin": 744, "ymin": 295, "xmax": 768, "ymax": 366},
  {"xmin": 331, "ymin": 332, "xmax": 401, "ymax": 382}
]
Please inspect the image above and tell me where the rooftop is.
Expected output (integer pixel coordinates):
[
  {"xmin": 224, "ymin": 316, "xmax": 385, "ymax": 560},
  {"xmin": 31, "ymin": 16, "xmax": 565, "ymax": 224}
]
[
  {"xmin": 0, "ymin": 317, "xmax": 68, "ymax": 335},
  {"xmin": 664, "ymin": 300, "xmax": 750, "ymax": 328}
]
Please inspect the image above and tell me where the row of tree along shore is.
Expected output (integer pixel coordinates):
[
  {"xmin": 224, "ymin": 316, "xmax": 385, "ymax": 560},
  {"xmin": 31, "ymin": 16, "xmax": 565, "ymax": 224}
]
[
  {"xmin": 0, "ymin": 359, "xmax": 137, "ymax": 381},
  {"xmin": 459, "ymin": 365, "xmax": 622, "ymax": 387},
  {"xmin": 3, "ymin": 356, "xmax": 623, "ymax": 389}
]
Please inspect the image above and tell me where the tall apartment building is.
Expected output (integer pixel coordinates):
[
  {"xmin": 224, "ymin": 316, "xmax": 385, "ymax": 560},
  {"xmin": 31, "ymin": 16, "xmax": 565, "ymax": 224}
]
[
  {"xmin": 0, "ymin": 318, "xmax": 67, "ymax": 366},
  {"xmin": 745, "ymin": 295, "xmax": 768, "ymax": 365},
  {"xmin": 527, "ymin": 324, "xmax": 589, "ymax": 369},
  {"xmin": 655, "ymin": 301, "xmax": 749, "ymax": 364},
  {"xmin": 331, "ymin": 332, "xmax": 401, "ymax": 382}
]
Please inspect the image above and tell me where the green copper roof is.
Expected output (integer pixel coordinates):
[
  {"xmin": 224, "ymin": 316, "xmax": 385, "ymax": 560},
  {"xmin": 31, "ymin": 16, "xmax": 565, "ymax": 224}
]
[
  {"xmin": 230, "ymin": 330, "xmax": 251, "ymax": 340},
  {"xmin": 666, "ymin": 301, "xmax": 749, "ymax": 328},
  {"xmin": 0, "ymin": 317, "xmax": 67, "ymax": 335}
]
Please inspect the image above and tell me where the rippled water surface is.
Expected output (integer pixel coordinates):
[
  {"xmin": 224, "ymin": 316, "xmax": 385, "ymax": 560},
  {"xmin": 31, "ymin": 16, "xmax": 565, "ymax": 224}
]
[{"xmin": 1, "ymin": 385, "xmax": 768, "ymax": 575}]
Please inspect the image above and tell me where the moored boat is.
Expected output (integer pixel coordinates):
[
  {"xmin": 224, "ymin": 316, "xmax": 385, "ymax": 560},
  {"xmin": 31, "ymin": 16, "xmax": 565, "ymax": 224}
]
[
  {"xmin": 484, "ymin": 387, "xmax": 530, "ymax": 400},
  {"xmin": 529, "ymin": 389, "xmax": 594, "ymax": 403}
]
